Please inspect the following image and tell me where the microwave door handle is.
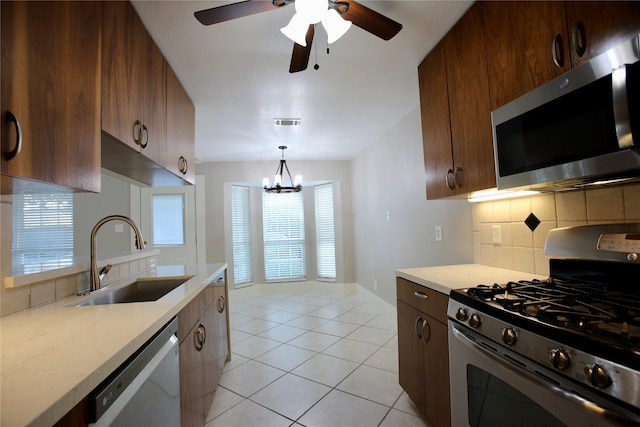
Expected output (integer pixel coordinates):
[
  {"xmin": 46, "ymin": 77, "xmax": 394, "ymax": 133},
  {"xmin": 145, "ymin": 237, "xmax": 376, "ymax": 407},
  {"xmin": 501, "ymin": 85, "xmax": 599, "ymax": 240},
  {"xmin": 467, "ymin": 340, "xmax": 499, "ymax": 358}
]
[{"xmin": 612, "ymin": 65, "xmax": 634, "ymax": 148}]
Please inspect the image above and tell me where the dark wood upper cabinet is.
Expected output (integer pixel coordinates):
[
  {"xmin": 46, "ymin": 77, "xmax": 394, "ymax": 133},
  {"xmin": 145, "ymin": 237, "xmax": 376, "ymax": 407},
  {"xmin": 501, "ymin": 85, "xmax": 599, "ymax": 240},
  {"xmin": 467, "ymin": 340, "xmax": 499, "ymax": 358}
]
[
  {"xmin": 565, "ymin": 1, "xmax": 640, "ymax": 67},
  {"xmin": 101, "ymin": 0, "xmax": 167, "ymax": 166},
  {"xmin": 419, "ymin": 2, "xmax": 495, "ymax": 199},
  {"xmin": 1, "ymin": 1, "xmax": 101, "ymax": 193},
  {"xmin": 484, "ymin": 1, "xmax": 640, "ymax": 111},
  {"xmin": 166, "ymin": 64, "xmax": 196, "ymax": 185},
  {"xmin": 483, "ymin": 1, "xmax": 570, "ymax": 111}
]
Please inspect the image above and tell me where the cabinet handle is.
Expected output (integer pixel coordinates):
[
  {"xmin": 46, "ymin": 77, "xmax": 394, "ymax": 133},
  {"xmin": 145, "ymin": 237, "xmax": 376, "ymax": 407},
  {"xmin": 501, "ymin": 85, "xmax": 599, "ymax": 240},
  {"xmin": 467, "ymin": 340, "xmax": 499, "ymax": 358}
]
[
  {"xmin": 445, "ymin": 169, "xmax": 455, "ymax": 190},
  {"xmin": 194, "ymin": 324, "xmax": 206, "ymax": 351},
  {"xmin": 571, "ymin": 21, "xmax": 586, "ymax": 58},
  {"xmin": 178, "ymin": 155, "xmax": 188, "ymax": 174},
  {"xmin": 422, "ymin": 318, "xmax": 431, "ymax": 343},
  {"xmin": 415, "ymin": 316, "xmax": 424, "ymax": 340},
  {"xmin": 552, "ymin": 33, "xmax": 565, "ymax": 68},
  {"xmin": 413, "ymin": 291, "xmax": 429, "ymax": 300},
  {"xmin": 140, "ymin": 124, "xmax": 149, "ymax": 148},
  {"xmin": 133, "ymin": 120, "xmax": 143, "ymax": 145},
  {"xmin": 453, "ymin": 166, "xmax": 462, "ymax": 189},
  {"xmin": 218, "ymin": 296, "xmax": 226, "ymax": 313},
  {"xmin": 3, "ymin": 110, "xmax": 22, "ymax": 161}
]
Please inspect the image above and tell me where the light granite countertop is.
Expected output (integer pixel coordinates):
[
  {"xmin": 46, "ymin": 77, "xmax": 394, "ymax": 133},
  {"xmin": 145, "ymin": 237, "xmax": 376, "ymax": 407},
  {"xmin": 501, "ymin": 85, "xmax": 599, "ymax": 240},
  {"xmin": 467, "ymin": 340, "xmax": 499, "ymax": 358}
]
[
  {"xmin": 0, "ymin": 263, "xmax": 227, "ymax": 427},
  {"xmin": 396, "ymin": 264, "xmax": 548, "ymax": 295}
]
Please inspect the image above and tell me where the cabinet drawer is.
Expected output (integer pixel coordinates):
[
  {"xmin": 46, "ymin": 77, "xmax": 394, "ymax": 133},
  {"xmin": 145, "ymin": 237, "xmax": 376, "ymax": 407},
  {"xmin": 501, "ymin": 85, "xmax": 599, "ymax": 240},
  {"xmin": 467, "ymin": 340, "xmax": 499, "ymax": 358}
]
[{"xmin": 396, "ymin": 277, "xmax": 448, "ymax": 324}]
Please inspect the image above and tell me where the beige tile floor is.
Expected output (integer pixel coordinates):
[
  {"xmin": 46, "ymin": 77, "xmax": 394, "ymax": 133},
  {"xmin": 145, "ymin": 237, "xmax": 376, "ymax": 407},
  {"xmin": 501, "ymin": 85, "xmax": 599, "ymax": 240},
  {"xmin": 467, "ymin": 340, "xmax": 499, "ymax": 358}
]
[{"xmin": 204, "ymin": 283, "xmax": 431, "ymax": 427}]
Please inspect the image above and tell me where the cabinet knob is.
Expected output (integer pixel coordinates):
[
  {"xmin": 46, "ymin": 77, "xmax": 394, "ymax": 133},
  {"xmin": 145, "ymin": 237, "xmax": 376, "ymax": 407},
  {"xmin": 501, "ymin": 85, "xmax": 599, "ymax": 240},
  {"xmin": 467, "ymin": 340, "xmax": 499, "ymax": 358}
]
[
  {"xmin": 413, "ymin": 291, "xmax": 429, "ymax": 300},
  {"xmin": 217, "ymin": 296, "xmax": 226, "ymax": 313},
  {"xmin": 3, "ymin": 110, "xmax": 23, "ymax": 161}
]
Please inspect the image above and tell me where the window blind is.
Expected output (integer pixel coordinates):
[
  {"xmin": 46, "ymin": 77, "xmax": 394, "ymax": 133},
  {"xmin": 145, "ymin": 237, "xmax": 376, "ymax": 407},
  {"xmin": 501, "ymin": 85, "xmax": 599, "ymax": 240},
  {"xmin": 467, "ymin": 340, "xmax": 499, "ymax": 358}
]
[
  {"xmin": 262, "ymin": 191, "xmax": 305, "ymax": 281},
  {"xmin": 12, "ymin": 193, "xmax": 74, "ymax": 274},
  {"xmin": 152, "ymin": 194, "xmax": 185, "ymax": 245},
  {"xmin": 315, "ymin": 184, "xmax": 336, "ymax": 280},
  {"xmin": 231, "ymin": 185, "xmax": 253, "ymax": 285}
]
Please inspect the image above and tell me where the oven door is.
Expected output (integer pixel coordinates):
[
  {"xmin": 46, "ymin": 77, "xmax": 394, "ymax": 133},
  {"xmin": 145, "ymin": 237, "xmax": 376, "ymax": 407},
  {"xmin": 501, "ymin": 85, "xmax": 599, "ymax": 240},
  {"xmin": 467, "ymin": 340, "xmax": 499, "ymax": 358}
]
[{"xmin": 448, "ymin": 321, "xmax": 639, "ymax": 427}]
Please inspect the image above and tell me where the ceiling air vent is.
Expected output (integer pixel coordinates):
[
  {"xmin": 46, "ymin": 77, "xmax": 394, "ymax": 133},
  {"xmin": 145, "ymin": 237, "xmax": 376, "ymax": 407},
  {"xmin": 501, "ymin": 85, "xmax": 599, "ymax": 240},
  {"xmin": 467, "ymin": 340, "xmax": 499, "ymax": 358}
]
[{"xmin": 274, "ymin": 118, "xmax": 301, "ymax": 127}]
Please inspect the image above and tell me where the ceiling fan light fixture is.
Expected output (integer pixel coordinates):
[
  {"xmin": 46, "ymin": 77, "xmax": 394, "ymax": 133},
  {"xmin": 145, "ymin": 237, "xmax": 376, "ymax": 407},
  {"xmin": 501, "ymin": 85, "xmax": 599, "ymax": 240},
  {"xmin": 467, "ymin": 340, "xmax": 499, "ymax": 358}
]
[
  {"xmin": 281, "ymin": 13, "xmax": 310, "ymax": 46},
  {"xmin": 296, "ymin": 0, "xmax": 328, "ymax": 24},
  {"xmin": 322, "ymin": 8, "xmax": 351, "ymax": 44}
]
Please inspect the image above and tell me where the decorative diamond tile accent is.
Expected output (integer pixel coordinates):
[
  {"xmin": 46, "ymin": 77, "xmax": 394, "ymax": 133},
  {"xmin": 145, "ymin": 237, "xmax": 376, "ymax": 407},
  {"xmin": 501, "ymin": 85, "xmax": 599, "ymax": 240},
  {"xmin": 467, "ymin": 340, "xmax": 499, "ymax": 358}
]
[{"xmin": 525, "ymin": 213, "xmax": 541, "ymax": 231}]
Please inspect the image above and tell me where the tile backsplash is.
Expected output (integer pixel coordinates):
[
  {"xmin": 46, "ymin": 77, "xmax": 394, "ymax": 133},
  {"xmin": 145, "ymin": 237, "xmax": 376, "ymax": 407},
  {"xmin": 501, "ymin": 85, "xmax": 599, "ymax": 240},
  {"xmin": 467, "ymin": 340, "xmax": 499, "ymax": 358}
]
[{"xmin": 472, "ymin": 183, "xmax": 640, "ymax": 276}]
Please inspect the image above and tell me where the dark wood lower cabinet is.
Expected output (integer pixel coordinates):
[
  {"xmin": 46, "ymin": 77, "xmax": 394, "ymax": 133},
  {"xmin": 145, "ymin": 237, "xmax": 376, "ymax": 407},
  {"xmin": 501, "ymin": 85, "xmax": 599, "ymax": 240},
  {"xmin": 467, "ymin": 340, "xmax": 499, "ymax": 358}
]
[{"xmin": 397, "ymin": 278, "xmax": 451, "ymax": 427}]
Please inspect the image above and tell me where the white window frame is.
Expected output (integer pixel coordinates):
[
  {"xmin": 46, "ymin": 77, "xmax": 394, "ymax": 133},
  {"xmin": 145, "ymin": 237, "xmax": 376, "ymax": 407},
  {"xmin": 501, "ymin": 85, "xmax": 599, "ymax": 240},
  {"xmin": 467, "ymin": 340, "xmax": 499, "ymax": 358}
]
[
  {"xmin": 12, "ymin": 193, "xmax": 74, "ymax": 274},
  {"xmin": 231, "ymin": 185, "xmax": 253, "ymax": 285},
  {"xmin": 262, "ymin": 191, "xmax": 306, "ymax": 282},
  {"xmin": 315, "ymin": 183, "xmax": 336, "ymax": 281}
]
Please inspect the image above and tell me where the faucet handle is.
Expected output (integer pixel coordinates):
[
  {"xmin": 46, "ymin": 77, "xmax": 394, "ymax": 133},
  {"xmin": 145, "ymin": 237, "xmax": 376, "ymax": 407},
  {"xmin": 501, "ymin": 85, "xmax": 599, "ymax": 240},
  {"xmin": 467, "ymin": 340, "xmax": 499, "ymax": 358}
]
[{"xmin": 98, "ymin": 264, "xmax": 112, "ymax": 281}]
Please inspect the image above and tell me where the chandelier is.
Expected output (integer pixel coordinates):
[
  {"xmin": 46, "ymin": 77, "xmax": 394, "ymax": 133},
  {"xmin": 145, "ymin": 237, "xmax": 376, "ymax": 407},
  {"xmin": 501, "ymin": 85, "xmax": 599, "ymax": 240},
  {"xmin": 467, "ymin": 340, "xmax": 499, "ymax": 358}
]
[
  {"xmin": 280, "ymin": 0, "xmax": 352, "ymax": 46},
  {"xmin": 263, "ymin": 146, "xmax": 303, "ymax": 193}
]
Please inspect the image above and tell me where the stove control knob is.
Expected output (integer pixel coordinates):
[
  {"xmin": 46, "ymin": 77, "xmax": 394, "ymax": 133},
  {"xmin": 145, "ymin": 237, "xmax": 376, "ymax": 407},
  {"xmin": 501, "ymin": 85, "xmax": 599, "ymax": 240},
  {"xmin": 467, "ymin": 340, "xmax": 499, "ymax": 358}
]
[
  {"xmin": 501, "ymin": 328, "xmax": 517, "ymax": 346},
  {"xmin": 455, "ymin": 308, "xmax": 468, "ymax": 321},
  {"xmin": 468, "ymin": 313, "xmax": 481, "ymax": 328},
  {"xmin": 584, "ymin": 364, "xmax": 612, "ymax": 388},
  {"xmin": 549, "ymin": 349, "xmax": 571, "ymax": 370}
]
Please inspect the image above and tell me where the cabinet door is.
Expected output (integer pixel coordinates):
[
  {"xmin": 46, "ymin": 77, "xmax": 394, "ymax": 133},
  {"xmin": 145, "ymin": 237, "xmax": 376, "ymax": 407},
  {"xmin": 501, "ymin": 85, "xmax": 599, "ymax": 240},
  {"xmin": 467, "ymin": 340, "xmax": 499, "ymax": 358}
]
[
  {"xmin": 565, "ymin": 1, "xmax": 640, "ymax": 67},
  {"xmin": 180, "ymin": 325, "xmax": 205, "ymax": 427},
  {"xmin": 483, "ymin": 1, "xmax": 570, "ymax": 110},
  {"xmin": 423, "ymin": 317, "xmax": 451, "ymax": 427},
  {"xmin": 140, "ymin": 38, "xmax": 167, "ymax": 167},
  {"xmin": 200, "ymin": 303, "xmax": 218, "ymax": 415},
  {"xmin": 397, "ymin": 300, "xmax": 425, "ymax": 413},
  {"xmin": 443, "ymin": 2, "xmax": 495, "ymax": 195},
  {"xmin": 213, "ymin": 283, "xmax": 229, "ymax": 382},
  {"xmin": 1, "ymin": 1, "xmax": 101, "ymax": 192},
  {"xmin": 101, "ymin": 0, "xmax": 144, "ymax": 151},
  {"xmin": 418, "ymin": 41, "xmax": 455, "ymax": 200},
  {"xmin": 166, "ymin": 64, "xmax": 196, "ymax": 184}
]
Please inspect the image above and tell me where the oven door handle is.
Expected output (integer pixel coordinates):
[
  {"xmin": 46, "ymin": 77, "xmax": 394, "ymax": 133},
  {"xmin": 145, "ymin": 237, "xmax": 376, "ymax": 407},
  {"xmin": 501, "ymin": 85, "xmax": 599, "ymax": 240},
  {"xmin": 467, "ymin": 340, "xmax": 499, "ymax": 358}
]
[{"xmin": 449, "ymin": 323, "xmax": 640, "ymax": 426}]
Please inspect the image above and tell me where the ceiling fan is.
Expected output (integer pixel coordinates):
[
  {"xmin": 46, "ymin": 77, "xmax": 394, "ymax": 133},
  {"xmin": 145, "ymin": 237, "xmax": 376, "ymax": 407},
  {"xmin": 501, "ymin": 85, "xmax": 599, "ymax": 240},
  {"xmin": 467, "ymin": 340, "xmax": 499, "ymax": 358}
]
[{"xmin": 194, "ymin": 0, "xmax": 402, "ymax": 73}]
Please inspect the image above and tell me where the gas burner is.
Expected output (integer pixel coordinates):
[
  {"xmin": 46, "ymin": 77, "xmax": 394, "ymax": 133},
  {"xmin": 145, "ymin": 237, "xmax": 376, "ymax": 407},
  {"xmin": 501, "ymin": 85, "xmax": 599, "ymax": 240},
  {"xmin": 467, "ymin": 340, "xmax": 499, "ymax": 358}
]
[{"xmin": 591, "ymin": 322, "xmax": 640, "ymax": 344}]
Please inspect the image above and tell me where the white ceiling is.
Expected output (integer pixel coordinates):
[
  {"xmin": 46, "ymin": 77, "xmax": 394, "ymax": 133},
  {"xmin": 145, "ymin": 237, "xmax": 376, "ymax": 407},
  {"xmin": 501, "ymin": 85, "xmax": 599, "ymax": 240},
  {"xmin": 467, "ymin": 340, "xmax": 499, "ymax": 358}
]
[{"xmin": 132, "ymin": 1, "xmax": 472, "ymax": 163}]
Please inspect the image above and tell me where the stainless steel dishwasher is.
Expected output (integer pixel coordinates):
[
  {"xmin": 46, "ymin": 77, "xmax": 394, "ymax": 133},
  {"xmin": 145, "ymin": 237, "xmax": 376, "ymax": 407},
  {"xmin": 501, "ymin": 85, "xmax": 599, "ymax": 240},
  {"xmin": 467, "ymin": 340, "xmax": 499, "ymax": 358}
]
[{"xmin": 89, "ymin": 318, "xmax": 180, "ymax": 427}]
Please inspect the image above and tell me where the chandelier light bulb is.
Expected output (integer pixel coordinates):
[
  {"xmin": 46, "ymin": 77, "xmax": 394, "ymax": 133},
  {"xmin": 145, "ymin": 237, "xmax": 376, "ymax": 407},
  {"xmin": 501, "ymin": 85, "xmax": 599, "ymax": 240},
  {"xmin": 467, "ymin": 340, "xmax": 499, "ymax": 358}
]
[{"xmin": 294, "ymin": 175, "xmax": 303, "ymax": 187}]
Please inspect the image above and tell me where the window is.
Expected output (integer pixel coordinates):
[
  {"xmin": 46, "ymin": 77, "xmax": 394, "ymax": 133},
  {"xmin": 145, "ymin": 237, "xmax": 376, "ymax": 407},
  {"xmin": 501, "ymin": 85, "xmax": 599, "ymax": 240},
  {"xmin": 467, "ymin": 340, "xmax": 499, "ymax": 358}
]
[
  {"xmin": 262, "ymin": 191, "xmax": 305, "ymax": 281},
  {"xmin": 12, "ymin": 193, "xmax": 74, "ymax": 274},
  {"xmin": 231, "ymin": 185, "xmax": 253, "ymax": 285},
  {"xmin": 315, "ymin": 184, "xmax": 336, "ymax": 280},
  {"xmin": 152, "ymin": 194, "xmax": 185, "ymax": 245}
]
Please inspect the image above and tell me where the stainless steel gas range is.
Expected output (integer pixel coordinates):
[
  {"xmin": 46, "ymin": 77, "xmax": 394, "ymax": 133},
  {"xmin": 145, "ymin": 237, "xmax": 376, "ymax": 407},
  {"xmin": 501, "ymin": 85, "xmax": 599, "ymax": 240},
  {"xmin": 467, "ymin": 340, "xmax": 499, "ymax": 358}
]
[{"xmin": 447, "ymin": 223, "xmax": 640, "ymax": 427}]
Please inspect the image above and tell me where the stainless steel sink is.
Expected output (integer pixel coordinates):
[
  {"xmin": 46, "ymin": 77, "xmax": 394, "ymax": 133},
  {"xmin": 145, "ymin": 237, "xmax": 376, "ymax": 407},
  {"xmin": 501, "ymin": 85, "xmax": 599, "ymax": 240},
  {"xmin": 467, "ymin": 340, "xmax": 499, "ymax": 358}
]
[{"xmin": 76, "ymin": 276, "xmax": 192, "ymax": 306}]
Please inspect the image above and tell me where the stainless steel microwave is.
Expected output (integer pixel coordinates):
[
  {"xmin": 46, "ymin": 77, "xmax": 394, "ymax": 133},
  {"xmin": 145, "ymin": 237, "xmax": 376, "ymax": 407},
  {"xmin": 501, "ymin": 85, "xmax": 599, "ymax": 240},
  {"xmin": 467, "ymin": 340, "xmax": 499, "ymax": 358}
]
[{"xmin": 492, "ymin": 34, "xmax": 640, "ymax": 191}]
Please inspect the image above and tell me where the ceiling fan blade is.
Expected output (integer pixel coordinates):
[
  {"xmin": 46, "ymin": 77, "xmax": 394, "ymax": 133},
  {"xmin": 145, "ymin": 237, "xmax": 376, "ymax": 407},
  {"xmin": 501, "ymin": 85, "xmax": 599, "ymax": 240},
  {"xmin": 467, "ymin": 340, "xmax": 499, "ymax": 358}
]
[
  {"xmin": 194, "ymin": 0, "xmax": 291, "ymax": 26},
  {"xmin": 340, "ymin": 0, "xmax": 402, "ymax": 40},
  {"xmin": 289, "ymin": 25, "xmax": 314, "ymax": 73}
]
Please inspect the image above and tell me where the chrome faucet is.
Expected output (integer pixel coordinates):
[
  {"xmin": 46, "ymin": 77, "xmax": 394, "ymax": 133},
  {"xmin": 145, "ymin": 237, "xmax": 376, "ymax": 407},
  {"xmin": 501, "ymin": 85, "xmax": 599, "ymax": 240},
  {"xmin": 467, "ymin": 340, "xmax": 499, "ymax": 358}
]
[{"xmin": 90, "ymin": 215, "xmax": 146, "ymax": 292}]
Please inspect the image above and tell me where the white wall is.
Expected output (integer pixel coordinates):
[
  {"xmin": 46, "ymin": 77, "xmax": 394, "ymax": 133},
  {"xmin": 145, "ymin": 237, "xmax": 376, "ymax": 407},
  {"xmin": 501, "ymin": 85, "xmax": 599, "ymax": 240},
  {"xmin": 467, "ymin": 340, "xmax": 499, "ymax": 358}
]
[{"xmin": 351, "ymin": 107, "xmax": 474, "ymax": 305}]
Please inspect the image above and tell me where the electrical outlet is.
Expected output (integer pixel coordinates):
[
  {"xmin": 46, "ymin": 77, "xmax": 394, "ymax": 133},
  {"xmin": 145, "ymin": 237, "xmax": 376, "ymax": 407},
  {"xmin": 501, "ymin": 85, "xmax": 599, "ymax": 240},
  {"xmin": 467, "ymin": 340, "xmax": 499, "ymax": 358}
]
[
  {"xmin": 435, "ymin": 225, "xmax": 443, "ymax": 242},
  {"xmin": 115, "ymin": 224, "xmax": 124, "ymax": 233},
  {"xmin": 492, "ymin": 225, "xmax": 502, "ymax": 244},
  {"xmin": 386, "ymin": 210, "xmax": 391, "ymax": 221},
  {"xmin": 374, "ymin": 280, "xmax": 378, "ymax": 291}
]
